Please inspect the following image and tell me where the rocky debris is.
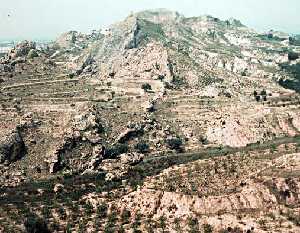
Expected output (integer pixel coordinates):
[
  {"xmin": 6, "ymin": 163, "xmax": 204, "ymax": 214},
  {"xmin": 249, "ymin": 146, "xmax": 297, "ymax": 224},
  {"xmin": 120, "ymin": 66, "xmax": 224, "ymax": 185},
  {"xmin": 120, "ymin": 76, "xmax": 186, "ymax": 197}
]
[
  {"xmin": 116, "ymin": 124, "xmax": 144, "ymax": 143},
  {"xmin": 88, "ymin": 145, "xmax": 105, "ymax": 170},
  {"xmin": 119, "ymin": 152, "xmax": 144, "ymax": 165},
  {"xmin": 72, "ymin": 109, "xmax": 104, "ymax": 144},
  {"xmin": 0, "ymin": 63, "xmax": 12, "ymax": 72},
  {"xmin": 74, "ymin": 54, "xmax": 97, "ymax": 75},
  {"xmin": 0, "ymin": 130, "xmax": 26, "ymax": 164}
]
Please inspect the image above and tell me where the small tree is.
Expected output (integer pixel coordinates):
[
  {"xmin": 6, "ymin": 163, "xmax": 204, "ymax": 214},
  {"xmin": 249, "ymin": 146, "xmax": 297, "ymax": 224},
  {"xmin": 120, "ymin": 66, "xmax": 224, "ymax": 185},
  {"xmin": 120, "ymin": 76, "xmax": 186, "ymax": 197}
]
[
  {"xmin": 118, "ymin": 225, "xmax": 126, "ymax": 233},
  {"xmin": 142, "ymin": 83, "xmax": 152, "ymax": 92},
  {"xmin": 260, "ymin": 89, "xmax": 267, "ymax": 96}
]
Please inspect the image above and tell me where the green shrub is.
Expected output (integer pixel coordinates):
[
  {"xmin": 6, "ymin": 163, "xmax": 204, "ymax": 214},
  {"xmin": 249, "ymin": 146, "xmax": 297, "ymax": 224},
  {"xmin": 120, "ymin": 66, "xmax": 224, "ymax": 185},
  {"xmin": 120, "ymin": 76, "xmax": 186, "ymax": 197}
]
[
  {"xmin": 121, "ymin": 209, "xmax": 131, "ymax": 224},
  {"xmin": 84, "ymin": 201, "xmax": 94, "ymax": 215},
  {"xmin": 187, "ymin": 217, "xmax": 199, "ymax": 233},
  {"xmin": 135, "ymin": 141, "xmax": 150, "ymax": 153},
  {"xmin": 166, "ymin": 137, "xmax": 183, "ymax": 151},
  {"xmin": 24, "ymin": 215, "xmax": 50, "ymax": 233},
  {"xmin": 142, "ymin": 83, "xmax": 152, "ymax": 92},
  {"xmin": 159, "ymin": 216, "xmax": 167, "ymax": 232},
  {"xmin": 260, "ymin": 89, "xmax": 267, "ymax": 96},
  {"xmin": 96, "ymin": 203, "xmax": 108, "ymax": 218},
  {"xmin": 203, "ymin": 224, "xmax": 213, "ymax": 233},
  {"xmin": 105, "ymin": 143, "xmax": 129, "ymax": 158}
]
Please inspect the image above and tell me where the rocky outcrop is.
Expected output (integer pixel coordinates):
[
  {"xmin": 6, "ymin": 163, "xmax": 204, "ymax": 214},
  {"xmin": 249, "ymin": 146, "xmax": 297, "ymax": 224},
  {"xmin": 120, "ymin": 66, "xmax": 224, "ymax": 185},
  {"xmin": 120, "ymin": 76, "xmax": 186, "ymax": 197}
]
[
  {"xmin": 9, "ymin": 40, "xmax": 36, "ymax": 58},
  {"xmin": 0, "ymin": 130, "xmax": 26, "ymax": 164},
  {"xmin": 55, "ymin": 31, "xmax": 77, "ymax": 49},
  {"xmin": 119, "ymin": 152, "xmax": 144, "ymax": 165},
  {"xmin": 124, "ymin": 18, "xmax": 141, "ymax": 49},
  {"xmin": 72, "ymin": 109, "xmax": 104, "ymax": 144}
]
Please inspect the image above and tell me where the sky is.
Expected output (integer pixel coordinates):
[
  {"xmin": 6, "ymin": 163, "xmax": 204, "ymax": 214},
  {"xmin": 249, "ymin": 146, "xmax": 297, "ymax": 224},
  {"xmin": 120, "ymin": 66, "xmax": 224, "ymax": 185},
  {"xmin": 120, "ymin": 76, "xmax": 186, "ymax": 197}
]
[{"xmin": 0, "ymin": 0, "xmax": 299, "ymax": 41}]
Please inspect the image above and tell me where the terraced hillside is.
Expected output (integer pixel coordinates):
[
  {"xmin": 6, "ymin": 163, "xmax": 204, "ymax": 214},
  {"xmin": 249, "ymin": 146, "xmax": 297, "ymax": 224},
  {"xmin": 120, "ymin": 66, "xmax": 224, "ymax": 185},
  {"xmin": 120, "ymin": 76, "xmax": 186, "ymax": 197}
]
[{"xmin": 0, "ymin": 9, "xmax": 300, "ymax": 233}]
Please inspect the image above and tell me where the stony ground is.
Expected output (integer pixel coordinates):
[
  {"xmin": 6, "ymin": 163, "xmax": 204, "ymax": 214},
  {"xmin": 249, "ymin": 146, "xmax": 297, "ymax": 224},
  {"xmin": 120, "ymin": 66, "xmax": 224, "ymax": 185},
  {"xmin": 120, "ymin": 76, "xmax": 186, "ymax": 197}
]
[{"xmin": 0, "ymin": 9, "xmax": 300, "ymax": 233}]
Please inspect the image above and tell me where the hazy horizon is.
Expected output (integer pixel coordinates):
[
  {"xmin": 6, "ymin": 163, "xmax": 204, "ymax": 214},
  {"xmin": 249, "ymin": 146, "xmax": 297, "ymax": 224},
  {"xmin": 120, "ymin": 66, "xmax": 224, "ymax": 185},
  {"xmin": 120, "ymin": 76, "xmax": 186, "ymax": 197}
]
[{"xmin": 1, "ymin": 0, "xmax": 299, "ymax": 41}]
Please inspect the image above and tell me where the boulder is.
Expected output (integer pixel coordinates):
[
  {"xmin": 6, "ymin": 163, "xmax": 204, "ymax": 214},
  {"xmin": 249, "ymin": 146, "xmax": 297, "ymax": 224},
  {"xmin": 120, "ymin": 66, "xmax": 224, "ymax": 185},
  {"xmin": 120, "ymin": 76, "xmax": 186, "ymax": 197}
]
[
  {"xmin": 143, "ymin": 100, "xmax": 155, "ymax": 112},
  {"xmin": 116, "ymin": 126, "xmax": 143, "ymax": 143},
  {"xmin": 0, "ymin": 130, "xmax": 26, "ymax": 164},
  {"xmin": 53, "ymin": 184, "xmax": 64, "ymax": 193},
  {"xmin": 120, "ymin": 152, "xmax": 144, "ymax": 165}
]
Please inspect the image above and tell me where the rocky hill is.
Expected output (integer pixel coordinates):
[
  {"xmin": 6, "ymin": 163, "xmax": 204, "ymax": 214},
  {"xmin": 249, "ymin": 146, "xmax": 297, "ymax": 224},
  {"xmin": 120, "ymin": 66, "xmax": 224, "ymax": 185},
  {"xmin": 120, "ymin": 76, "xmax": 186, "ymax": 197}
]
[{"xmin": 0, "ymin": 9, "xmax": 300, "ymax": 233}]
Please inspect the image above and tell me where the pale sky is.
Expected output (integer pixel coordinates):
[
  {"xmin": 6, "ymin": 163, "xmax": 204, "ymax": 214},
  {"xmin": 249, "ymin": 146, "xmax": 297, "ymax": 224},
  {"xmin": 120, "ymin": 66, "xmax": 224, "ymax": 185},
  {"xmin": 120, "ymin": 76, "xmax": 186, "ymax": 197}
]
[{"xmin": 0, "ymin": 0, "xmax": 299, "ymax": 41}]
